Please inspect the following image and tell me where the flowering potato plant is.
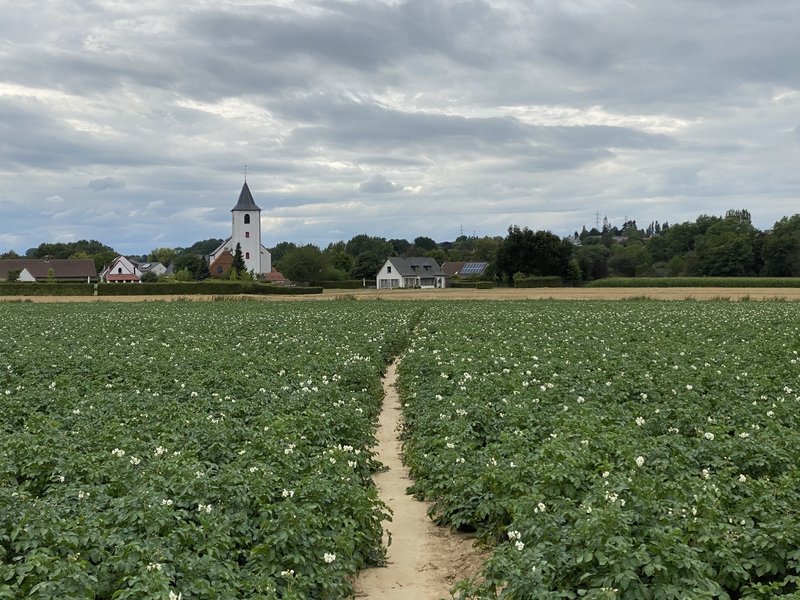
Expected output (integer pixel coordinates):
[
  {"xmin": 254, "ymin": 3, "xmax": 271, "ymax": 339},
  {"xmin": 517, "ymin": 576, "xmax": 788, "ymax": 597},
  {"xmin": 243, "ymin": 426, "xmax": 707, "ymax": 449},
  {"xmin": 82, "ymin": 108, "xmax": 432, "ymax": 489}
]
[
  {"xmin": 0, "ymin": 301, "xmax": 414, "ymax": 599},
  {"xmin": 398, "ymin": 300, "xmax": 800, "ymax": 599}
]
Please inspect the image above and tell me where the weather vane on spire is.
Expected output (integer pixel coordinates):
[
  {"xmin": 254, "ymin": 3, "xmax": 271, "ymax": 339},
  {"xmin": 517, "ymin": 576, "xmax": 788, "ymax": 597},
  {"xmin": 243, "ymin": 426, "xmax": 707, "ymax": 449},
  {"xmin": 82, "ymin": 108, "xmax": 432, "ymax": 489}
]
[{"xmin": 243, "ymin": 164, "xmax": 248, "ymax": 182}]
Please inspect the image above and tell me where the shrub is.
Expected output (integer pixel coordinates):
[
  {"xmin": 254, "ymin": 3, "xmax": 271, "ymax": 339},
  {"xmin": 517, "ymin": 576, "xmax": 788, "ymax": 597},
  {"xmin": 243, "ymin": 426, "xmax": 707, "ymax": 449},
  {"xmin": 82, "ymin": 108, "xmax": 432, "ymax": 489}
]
[
  {"xmin": 512, "ymin": 273, "xmax": 563, "ymax": 288},
  {"xmin": 97, "ymin": 282, "xmax": 323, "ymax": 296},
  {"xmin": 588, "ymin": 277, "xmax": 800, "ymax": 288}
]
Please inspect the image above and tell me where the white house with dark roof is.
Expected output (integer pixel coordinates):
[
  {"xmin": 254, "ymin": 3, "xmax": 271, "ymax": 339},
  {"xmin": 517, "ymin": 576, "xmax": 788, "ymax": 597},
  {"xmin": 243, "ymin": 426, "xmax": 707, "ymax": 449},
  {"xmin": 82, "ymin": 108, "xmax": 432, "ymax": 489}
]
[
  {"xmin": 100, "ymin": 256, "xmax": 141, "ymax": 283},
  {"xmin": 376, "ymin": 257, "xmax": 447, "ymax": 289},
  {"xmin": 208, "ymin": 182, "xmax": 273, "ymax": 278},
  {"xmin": 99, "ymin": 257, "xmax": 166, "ymax": 283}
]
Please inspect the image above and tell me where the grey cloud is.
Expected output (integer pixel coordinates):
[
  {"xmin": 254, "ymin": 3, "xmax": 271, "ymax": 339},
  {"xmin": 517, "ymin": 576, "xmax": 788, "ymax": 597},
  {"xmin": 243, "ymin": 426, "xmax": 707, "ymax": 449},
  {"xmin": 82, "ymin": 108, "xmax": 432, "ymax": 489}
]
[
  {"xmin": 0, "ymin": 98, "xmax": 164, "ymax": 170},
  {"xmin": 281, "ymin": 95, "xmax": 672, "ymax": 171},
  {"xmin": 1, "ymin": 0, "xmax": 799, "ymax": 254},
  {"xmin": 183, "ymin": 0, "xmax": 503, "ymax": 72},
  {"xmin": 88, "ymin": 177, "xmax": 126, "ymax": 192},
  {"xmin": 359, "ymin": 174, "xmax": 402, "ymax": 194},
  {"xmin": 283, "ymin": 96, "xmax": 530, "ymax": 149}
]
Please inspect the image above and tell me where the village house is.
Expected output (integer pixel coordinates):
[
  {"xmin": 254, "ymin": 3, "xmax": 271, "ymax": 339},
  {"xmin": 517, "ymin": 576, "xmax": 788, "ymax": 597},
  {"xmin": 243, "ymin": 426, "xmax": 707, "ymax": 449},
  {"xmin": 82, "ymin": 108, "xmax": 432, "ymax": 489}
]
[
  {"xmin": 99, "ymin": 256, "xmax": 169, "ymax": 283},
  {"xmin": 99, "ymin": 256, "xmax": 143, "ymax": 283},
  {"xmin": 0, "ymin": 258, "xmax": 97, "ymax": 282},
  {"xmin": 100, "ymin": 256, "xmax": 167, "ymax": 283},
  {"xmin": 375, "ymin": 257, "xmax": 447, "ymax": 289}
]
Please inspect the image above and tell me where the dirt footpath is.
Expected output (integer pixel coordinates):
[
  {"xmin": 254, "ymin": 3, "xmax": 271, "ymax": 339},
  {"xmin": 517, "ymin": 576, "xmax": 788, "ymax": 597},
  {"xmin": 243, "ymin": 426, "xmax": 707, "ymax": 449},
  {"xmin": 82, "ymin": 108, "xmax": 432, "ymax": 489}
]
[{"xmin": 354, "ymin": 361, "xmax": 486, "ymax": 600}]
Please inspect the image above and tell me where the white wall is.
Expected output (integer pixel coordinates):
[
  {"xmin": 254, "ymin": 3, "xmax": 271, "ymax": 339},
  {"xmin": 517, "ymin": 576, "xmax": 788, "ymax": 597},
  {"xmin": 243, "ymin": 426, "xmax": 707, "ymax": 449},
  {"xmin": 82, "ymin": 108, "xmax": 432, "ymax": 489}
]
[
  {"xmin": 376, "ymin": 260, "xmax": 401, "ymax": 288},
  {"xmin": 260, "ymin": 246, "xmax": 272, "ymax": 274},
  {"xmin": 230, "ymin": 210, "xmax": 263, "ymax": 275}
]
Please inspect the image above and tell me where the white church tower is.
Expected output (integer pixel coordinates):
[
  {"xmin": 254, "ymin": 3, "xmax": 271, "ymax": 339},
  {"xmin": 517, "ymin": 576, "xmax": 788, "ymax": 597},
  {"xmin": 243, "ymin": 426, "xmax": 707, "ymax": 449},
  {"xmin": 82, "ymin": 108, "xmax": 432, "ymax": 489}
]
[
  {"xmin": 209, "ymin": 181, "xmax": 272, "ymax": 277},
  {"xmin": 231, "ymin": 181, "xmax": 264, "ymax": 275}
]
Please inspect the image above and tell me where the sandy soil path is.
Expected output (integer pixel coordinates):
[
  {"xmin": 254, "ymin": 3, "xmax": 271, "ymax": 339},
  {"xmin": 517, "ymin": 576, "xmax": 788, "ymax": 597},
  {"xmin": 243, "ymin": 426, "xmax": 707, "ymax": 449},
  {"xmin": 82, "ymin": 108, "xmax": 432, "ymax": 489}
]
[{"xmin": 354, "ymin": 361, "xmax": 485, "ymax": 600}]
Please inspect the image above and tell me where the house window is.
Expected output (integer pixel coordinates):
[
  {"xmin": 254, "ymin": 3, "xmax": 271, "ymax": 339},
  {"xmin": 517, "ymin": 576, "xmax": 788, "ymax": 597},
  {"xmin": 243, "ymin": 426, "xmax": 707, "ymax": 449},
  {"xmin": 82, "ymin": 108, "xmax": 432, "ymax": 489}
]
[
  {"xmin": 387, "ymin": 266, "xmax": 392, "ymax": 273},
  {"xmin": 245, "ymin": 232, "xmax": 250, "ymax": 238},
  {"xmin": 244, "ymin": 214, "xmax": 251, "ymax": 224},
  {"xmin": 216, "ymin": 266, "xmax": 223, "ymax": 274},
  {"xmin": 245, "ymin": 252, "xmax": 250, "ymax": 259},
  {"xmin": 117, "ymin": 267, "xmax": 122, "ymax": 274}
]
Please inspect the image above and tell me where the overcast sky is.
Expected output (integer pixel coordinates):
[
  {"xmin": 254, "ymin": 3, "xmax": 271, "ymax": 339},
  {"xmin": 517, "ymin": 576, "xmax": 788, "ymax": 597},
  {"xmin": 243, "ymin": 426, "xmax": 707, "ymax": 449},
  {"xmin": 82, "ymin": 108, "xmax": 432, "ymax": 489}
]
[{"xmin": 1, "ymin": 0, "xmax": 798, "ymax": 255}]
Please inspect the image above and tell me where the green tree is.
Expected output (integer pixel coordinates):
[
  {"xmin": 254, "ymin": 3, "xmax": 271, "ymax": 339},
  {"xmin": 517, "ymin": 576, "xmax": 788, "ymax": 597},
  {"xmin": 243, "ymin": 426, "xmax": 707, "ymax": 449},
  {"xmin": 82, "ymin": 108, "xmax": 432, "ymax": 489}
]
[
  {"xmin": 140, "ymin": 270, "xmax": 159, "ymax": 283},
  {"xmin": 148, "ymin": 247, "xmax": 177, "ymax": 267},
  {"xmin": 608, "ymin": 243, "xmax": 652, "ymax": 277},
  {"xmin": 277, "ymin": 245, "xmax": 331, "ymax": 284},
  {"xmin": 694, "ymin": 212, "xmax": 757, "ymax": 276},
  {"xmin": 183, "ymin": 239, "xmax": 224, "ymax": 256},
  {"xmin": 388, "ymin": 238, "xmax": 411, "ymax": 255},
  {"xmin": 344, "ymin": 234, "xmax": 392, "ymax": 259},
  {"xmin": 473, "ymin": 236, "xmax": 502, "ymax": 262},
  {"xmin": 323, "ymin": 242, "xmax": 353, "ymax": 275},
  {"xmin": 173, "ymin": 254, "xmax": 207, "ymax": 281},
  {"xmin": 495, "ymin": 226, "xmax": 574, "ymax": 284},
  {"xmin": 329, "ymin": 252, "xmax": 352, "ymax": 275},
  {"xmin": 270, "ymin": 241, "xmax": 298, "ymax": 263},
  {"xmin": 350, "ymin": 251, "xmax": 385, "ymax": 280},
  {"xmin": 413, "ymin": 236, "xmax": 437, "ymax": 251},
  {"xmin": 231, "ymin": 243, "xmax": 246, "ymax": 278},
  {"xmin": 196, "ymin": 256, "xmax": 210, "ymax": 280},
  {"xmin": 26, "ymin": 239, "xmax": 117, "ymax": 272},
  {"xmin": 575, "ymin": 244, "xmax": 610, "ymax": 281},
  {"xmin": 6, "ymin": 269, "xmax": 21, "ymax": 282},
  {"xmin": 762, "ymin": 214, "xmax": 800, "ymax": 276}
]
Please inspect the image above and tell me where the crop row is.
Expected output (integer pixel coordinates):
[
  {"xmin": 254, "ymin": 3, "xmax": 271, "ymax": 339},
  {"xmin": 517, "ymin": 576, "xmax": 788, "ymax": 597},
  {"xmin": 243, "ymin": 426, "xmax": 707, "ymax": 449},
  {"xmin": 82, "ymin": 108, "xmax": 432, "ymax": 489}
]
[
  {"xmin": 0, "ymin": 301, "xmax": 414, "ymax": 599},
  {"xmin": 398, "ymin": 300, "xmax": 800, "ymax": 599}
]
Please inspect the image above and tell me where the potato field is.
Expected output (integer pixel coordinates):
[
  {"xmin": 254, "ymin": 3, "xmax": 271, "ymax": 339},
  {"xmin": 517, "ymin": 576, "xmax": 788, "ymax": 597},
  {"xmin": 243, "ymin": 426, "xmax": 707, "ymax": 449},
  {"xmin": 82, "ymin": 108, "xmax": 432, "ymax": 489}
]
[
  {"xmin": 400, "ymin": 301, "xmax": 800, "ymax": 599},
  {"xmin": 0, "ymin": 301, "xmax": 412, "ymax": 599},
  {"xmin": 1, "ymin": 299, "xmax": 800, "ymax": 599}
]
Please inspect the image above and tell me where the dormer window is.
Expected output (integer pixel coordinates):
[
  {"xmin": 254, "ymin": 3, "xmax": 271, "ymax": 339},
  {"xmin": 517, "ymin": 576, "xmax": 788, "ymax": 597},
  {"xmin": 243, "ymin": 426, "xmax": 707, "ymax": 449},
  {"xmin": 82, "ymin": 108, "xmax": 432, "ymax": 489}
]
[{"xmin": 244, "ymin": 214, "xmax": 251, "ymax": 224}]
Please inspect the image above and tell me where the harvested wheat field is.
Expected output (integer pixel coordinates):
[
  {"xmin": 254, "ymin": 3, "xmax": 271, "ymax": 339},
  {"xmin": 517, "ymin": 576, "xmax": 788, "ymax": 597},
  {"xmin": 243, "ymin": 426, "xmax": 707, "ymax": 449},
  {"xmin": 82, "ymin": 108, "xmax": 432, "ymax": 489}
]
[{"xmin": 8, "ymin": 286, "xmax": 800, "ymax": 303}]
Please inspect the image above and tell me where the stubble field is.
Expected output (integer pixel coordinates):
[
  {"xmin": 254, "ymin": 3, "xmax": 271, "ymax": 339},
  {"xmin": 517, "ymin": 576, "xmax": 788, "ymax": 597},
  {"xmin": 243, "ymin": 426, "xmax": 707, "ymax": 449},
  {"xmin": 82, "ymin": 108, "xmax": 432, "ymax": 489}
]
[{"xmin": 7, "ymin": 285, "xmax": 800, "ymax": 303}]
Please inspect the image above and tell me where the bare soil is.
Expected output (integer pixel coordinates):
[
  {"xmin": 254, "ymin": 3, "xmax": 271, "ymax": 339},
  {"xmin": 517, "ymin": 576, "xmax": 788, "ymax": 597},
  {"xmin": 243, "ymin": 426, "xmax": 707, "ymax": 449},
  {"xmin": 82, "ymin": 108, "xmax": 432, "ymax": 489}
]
[
  {"xmin": 353, "ymin": 361, "xmax": 487, "ymax": 600},
  {"xmin": 8, "ymin": 286, "xmax": 800, "ymax": 303}
]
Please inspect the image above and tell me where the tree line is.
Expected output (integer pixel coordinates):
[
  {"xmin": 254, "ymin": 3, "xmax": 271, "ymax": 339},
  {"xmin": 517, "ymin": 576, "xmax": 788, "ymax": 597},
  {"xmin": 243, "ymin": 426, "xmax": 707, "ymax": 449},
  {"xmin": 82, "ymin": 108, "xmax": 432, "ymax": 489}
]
[{"xmin": 4, "ymin": 209, "xmax": 800, "ymax": 284}]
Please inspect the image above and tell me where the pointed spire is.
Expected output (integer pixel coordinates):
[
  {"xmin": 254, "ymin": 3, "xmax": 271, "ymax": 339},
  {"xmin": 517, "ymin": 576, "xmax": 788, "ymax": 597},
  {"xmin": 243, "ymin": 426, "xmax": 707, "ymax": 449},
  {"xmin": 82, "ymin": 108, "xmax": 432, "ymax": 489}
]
[{"xmin": 231, "ymin": 181, "xmax": 261, "ymax": 211}]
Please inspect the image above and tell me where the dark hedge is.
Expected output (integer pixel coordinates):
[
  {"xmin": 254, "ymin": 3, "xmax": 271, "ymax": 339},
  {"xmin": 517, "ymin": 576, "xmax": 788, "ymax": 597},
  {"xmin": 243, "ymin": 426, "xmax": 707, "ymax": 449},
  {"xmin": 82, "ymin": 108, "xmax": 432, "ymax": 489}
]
[{"xmin": 0, "ymin": 282, "xmax": 323, "ymax": 296}]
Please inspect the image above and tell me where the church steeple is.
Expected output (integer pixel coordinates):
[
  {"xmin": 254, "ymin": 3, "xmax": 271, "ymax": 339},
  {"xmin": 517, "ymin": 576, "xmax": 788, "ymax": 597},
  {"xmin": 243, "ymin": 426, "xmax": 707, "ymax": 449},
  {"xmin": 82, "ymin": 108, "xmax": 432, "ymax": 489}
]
[
  {"xmin": 232, "ymin": 181, "xmax": 261, "ymax": 212},
  {"xmin": 208, "ymin": 179, "xmax": 272, "ymax": 278}
]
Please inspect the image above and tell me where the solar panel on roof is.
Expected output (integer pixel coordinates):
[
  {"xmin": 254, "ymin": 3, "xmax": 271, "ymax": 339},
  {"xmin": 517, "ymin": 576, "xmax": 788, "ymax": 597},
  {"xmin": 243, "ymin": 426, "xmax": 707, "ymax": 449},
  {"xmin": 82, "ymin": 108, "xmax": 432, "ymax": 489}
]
[{"xmin": 460, "ymin": 262, "xmax": 487, "ymax": 275}]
